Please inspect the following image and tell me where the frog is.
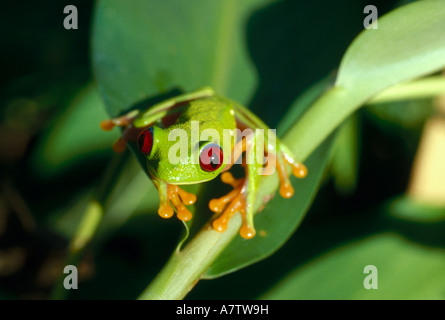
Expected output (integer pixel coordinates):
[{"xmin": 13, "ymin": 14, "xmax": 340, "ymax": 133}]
[{"xmin": 100, "ymin": 87, "xmax": 307, "ymax": 239}]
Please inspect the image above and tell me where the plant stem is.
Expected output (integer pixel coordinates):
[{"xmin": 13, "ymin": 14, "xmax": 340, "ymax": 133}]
[
  {"xmin": 138, "ymin": 215, "xmax": 242, "ymax": 300},
  {"xmin": 368, "ymin": 76, "xmax": 445, "ymax": 104},
  {"xmin": 286, "ymin": 76, "xmax": 445, "ymax": 161}
]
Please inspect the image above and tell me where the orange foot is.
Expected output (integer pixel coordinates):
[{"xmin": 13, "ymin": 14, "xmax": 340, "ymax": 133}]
[
  {"xmin": 208, "ymin": 151, "xmax": 307, "ymax": 239},
  {"xmin": 209, "ymin": 172, "xmax": 255, "ymax": 239},
  {"xmin": 158, "ymin": 184, "xmax": 197, "ymax": 222},
  {"xmin": 100, "ymin": 110, "xmax": 140, "ymax": 153},
  {"xmin": 276, "ymin": 152, "xmax": 308, "ymax": 198}
]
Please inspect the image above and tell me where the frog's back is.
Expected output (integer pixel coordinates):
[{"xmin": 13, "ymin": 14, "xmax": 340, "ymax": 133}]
[{"xmin": 173, "ymin": 95, "xmax": 236, "ymax": 133}]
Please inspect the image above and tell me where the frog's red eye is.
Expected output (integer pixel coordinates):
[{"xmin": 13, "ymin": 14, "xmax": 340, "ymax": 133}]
[
  {"xmin": 199, "ymin": 143, "xmax": 223, "ymax": 172},
  {"xmin": 137, "ymin": 127, "xmax": 153, "ymax": 155}
]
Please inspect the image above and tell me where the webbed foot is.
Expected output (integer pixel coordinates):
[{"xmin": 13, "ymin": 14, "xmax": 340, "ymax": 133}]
[
  {"xmin": 276, "ymin": 151, "xmax": 307, "ymax": 198},
  {"xmin": 209, "ymin": 172, "xmax": 256, "ymax": 239},
  {"xmin": 158, "ymin": 184, "xmax": 197, "ymax": 222},
  {"xmin": 100, "ymin": 110, "xmax": 140, "ymax": 153}
]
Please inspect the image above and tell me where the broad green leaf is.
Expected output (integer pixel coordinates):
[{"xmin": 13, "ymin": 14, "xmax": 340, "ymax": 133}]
[
  {"xmin": 262, "ymin": 233, "xmax": 445, "ymax": 300},
  {"xmin": 92, "ymin": 0, "xmax": 271, "ymax": 117},
  {"xmin": 287, "ymin": 0, "xmax": 445, "ymax": 162},
  {"xmin": 336, "ymin": 0, "xmax": 445, "ymax": 99}
]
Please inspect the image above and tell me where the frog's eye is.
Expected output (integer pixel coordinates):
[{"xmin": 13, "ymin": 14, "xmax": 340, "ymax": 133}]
[
  {"xmin": 199, "ymin": 143, "xmax": 223, "ymax": 172},
  {"xmin": 137, "ymin": 127, "xmax": 154, "ymax": 156}
]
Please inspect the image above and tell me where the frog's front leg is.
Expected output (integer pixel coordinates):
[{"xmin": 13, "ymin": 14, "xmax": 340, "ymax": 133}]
[
  {"xmin": 100, "ymin": 110, "xmax": 141, "ymax": 153},
  {"xmin": 154, "ymin": 179, "xmax": 197, "ymax": 222}
]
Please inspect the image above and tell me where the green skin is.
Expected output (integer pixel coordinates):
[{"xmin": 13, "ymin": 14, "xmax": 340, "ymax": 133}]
[
  {"xmin": 129, "ymin": 87, "xmax": 293, "ymax": 232},
  {"xmin": 140, "ymin": 95, "xmax": 237, "ymax": 184}
]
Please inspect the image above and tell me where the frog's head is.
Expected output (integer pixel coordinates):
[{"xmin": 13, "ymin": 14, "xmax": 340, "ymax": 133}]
[{"xmin": 137, "ymin": 125, "xmax": 227, "ymax": 184}]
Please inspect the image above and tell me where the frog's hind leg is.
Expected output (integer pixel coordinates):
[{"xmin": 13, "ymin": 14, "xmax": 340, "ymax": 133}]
[{"xmin": 100, "ymin": 110, "xmax": 140, "ymax": 153}]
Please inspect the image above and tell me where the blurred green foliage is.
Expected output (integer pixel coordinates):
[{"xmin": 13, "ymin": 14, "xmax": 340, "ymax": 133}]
[
  {"xmin": 0, "ymin": 0, "xmax": 444, "ymax": 300},
  {"xmin": 262, "ymin": 232, "xmax": 445, "ymax": 300}
]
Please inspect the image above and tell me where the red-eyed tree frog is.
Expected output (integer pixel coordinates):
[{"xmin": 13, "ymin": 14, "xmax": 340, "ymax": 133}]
[{"xmin": 100, "ymin": 87, "xmax": 307, "ymax": 239}]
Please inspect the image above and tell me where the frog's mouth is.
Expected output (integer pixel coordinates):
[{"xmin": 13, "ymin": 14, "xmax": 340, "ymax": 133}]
[
  {"xmin": 147, "ymin": 166, "xmax": 216, "ymax": 185},
  {"xmin": 151, "ymin": 175, "xmax": 214, "ymax": 185},
  {"xmin": 161, "ymin": 178, "xmax": 211, "ymax": 185}
]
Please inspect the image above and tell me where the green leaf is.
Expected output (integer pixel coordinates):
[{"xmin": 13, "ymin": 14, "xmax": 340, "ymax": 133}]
[
  {"xmin": 262, "ymin": 233, "xmax": 445, "ymax": 300},
  {"xmin": 92, "ymin": 0, "xmax": 271, "ymax": 117},
  {"xmin": 336, "ymin": 0, "xmax": 445, "ymax": 99},
  {"xmin": 286, "ymin": 0, "xmax": 445, "ymax": 162}
]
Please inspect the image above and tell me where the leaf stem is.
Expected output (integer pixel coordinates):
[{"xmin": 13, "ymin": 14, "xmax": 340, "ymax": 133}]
[
  {"xmin": 287, "ymin": 76, "xmax": 445, "ymax": 161},
  {"xmin": 368, "ymin": 76, "xmax": 445, "ymax": 104}
]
